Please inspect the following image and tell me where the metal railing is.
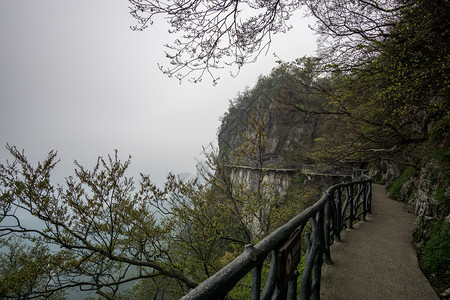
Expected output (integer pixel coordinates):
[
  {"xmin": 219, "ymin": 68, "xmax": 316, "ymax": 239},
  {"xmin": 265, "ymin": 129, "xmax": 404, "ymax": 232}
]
[{"xmin": 182, "ymin": 177, "xmax": 372, "ymax": 300}]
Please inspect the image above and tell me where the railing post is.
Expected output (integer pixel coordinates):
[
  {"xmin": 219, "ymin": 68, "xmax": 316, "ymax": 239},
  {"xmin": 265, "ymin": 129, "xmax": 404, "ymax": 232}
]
[
  {"xmin": 324, "ymin": 197, "xmax": 333, "ymax": 265},
  {"xmin": 335, "ymin": 187, "xmax": 343, "ymax": 241},
  {"xmin": 312, "ymin": 210, "xmax": 324, "ymax": 300},
  {"xmin": 287, "ymin": 270, "xmax": 300, "ymax": 300},
  {"xmin": 354, "ymin": 183, "xmax": 364, "ymax": 221},
  {"xmin": 252, "ymin": 262, "xmax": 263, "ymax": 300},
  {"xmin": 261, "ymin": 250, "xmax": 277, "ymax": 300},
  {"xmin": 361, "ymin": 182, "xmax": 367, "ymax": 221},
  {"xmin": 348, "ymin": 185, "xmax": 354, "ymax": 229},
  {"xmin": 367, "ymin": 180, "xmax": 372, "ymax": 214},
  {"xmin": 300, "ymin": 232, "xmax": 313, "ymax": 300}
]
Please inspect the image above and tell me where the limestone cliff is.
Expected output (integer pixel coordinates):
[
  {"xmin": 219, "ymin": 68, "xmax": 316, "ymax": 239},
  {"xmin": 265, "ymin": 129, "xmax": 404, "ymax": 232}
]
[
  {"xmin": 218, "ymin": 78, "xmax": 322, "ymax": 169},
  {"xmin": 216, "ymin": 75, "xmax": 355, "ymax": 201}
]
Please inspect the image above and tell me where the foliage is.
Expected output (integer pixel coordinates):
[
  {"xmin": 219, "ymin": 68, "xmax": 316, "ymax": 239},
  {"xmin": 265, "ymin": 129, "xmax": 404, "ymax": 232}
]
[
  {"xmin": 128, "ymin": 1, "xmax": 422, "ymax": 83},
  {"xmin": 228, "ymin": 112, "xmax": 293, "ymax": 238},
  {"xmin": 0, "ymin": 238, "xmax": 66, "ymax": 299},
  {"xmin": 272, "ymin": 57, "xmax": 329, "ymax": 114},
  {"xmin": 124, "ymin": 277, "xmax": 185, "ymax": 299},
  {"xmin": 0, "ymin": 146, "xmax": 203, "ymax": 297},
  {"xmin": 233, "ymin": 112, "xmax": 269, "ymax": 169},
  {"xmin": 0, "ymin": 140, "xmax": 305, "ymax": 298},
  {"xmin": 305, "ymin": 0, "xmax": 408, "ymax": 70},
  {"xmin": 434, "ymin": 188, "xmax": 448, "ymax": 205},
  {"xmin": 218, "ymin": 78, "xmax": 273, "ymax": 163},
  {"xmin": 283, "ymin": 172, "xmax": 322, "ymax": 213},
  {"xmin": 129, "ymin": 0, "xmax": 302, "ymax": 83},
  {"xmin": 368, "ymin": 162, "xmax": 386, "ymax": 185},
  {"xmin": 433, "ymin": 186, "xmax": 450, "ymax": 218},
  {"xmin": 429, "ymin": 115, "xmax": 450, "ymax": 143},
  {"xmin": 266, "ymin": 0, "xmax": 450, "ymax": 168},
  {"xmin": 387, "ymin": 166, "xmax": 419, "ymax": 200},
  {"xmin": 420, "ymin": 220, "xmax": 450, "ymax": 275}
]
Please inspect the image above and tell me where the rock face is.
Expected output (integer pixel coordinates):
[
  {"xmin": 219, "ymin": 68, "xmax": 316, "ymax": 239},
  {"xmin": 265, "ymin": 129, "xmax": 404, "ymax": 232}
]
[
  {"xmin": 378, "ymin": 159, "xmax": 402, "ymax": 183},
  {"xmin": 217, "ymin": 81, "xmax": 353, "ymax": 198},
  {"xmin": 398, "ymin": 162, "xmax": 450, "ymax": 296},
  {"xmin": 402, "ymin": 163, "xmax": 449, "ymax": 221},
  {"xmin": 218, "ymin": 93, "xmax": 322, "ymax": 169},
  {"xmin": 229, "ymin": 167, "xmax": 292, "ymax": 198},
  {"xmin": 217, "ymin": 82, "xmax": 326, "ymax": 198}
]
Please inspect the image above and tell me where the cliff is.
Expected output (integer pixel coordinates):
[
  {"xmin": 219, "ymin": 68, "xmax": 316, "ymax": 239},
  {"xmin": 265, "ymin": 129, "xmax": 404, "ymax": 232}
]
[{"xmin": 217, "ymin": 76, "xmax": 322, "ymax": 169}]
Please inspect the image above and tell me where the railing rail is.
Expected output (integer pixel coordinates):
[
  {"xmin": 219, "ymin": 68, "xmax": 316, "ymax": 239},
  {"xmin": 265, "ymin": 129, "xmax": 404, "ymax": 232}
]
[{"xmin": 182, "ymin": 175, "xmax": 372, "ymax": 300}]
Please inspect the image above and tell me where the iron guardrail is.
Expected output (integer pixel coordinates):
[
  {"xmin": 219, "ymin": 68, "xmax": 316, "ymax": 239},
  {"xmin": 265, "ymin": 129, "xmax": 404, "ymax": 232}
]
[{"xmin": 182, "ymin": 177, "xmax": 372, "ymax": 300}]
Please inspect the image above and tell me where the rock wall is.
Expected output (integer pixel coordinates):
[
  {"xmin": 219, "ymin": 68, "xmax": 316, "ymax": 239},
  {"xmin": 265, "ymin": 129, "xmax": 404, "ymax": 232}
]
[
  {"xmin": 218, "ymin": 94, "xmax": 322, "ymax": 169},
  {"xmin": 401, "ymin": 163, "xmax": 449, "ymax": 222},
  {"xmin": 229, "ymin": 167, "xmax": 350, "ymax": 200},
  {"xmin": 229, "ymin": 168, "xmax": 293, "ymax": 198}
]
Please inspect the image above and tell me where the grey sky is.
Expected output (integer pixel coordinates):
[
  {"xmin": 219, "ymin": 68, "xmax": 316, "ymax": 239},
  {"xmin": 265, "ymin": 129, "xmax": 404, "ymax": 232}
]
[{"xmin": 0, "ymin": 1, "xmax": 317, "ymax": 186}]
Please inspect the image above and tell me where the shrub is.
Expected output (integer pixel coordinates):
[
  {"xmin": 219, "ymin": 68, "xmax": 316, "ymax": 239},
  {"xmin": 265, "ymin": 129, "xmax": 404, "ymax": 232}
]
[
  {"xmin": 387, "ymin": 166, "xmax": 418, "ymax": 199},
  {"xmin": 421, "ymin": 220, "xmax": 450, "ymax": 275},
  {"xmin": 434, "ymin": 187, "xmax": 447, "ymax": 205}
]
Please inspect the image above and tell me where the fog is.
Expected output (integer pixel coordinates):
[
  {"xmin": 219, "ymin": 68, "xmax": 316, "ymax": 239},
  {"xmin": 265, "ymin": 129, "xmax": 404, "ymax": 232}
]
[{"xmin": 0, "ymin": 0, "xmax": 317, "ymax": 187}]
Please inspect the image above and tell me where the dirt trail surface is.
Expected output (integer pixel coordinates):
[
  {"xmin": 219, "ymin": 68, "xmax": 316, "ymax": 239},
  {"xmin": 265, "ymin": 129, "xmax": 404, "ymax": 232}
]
[{"xmin": 320, "ymin": 184, "xmax": 438, "ymax": 300}]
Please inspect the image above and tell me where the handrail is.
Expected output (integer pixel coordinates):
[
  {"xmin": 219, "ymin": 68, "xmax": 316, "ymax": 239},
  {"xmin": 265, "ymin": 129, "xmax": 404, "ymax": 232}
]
[{"xmin": 182, "ymin": 177, "xmax": 372, "ymax": 300}]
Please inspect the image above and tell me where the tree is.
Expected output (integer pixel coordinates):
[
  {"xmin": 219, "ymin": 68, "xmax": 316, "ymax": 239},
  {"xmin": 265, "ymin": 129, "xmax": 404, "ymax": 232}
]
[
  {"xmin": 321, "ymin": 0, "xmax": 448, "ymax": 163},
  {"xmin": 0, "ymin": 146, "xmax": 198, "ymax": 298},
  {"xmin": 129, "ymin": 0, "xmax": 303, "ymax": 83},
  {"xmin": 129, "ymin": 0, "xmax": 417, "ymax": 82},
  {"xmin": 305, "ymin": 0, "xmax": 410, "ymax": 70},
  {"xmin": 0, "ymin": 238, "xmax": 66, "ymax": 299},
  {"xmin": 231, "ymin": 112, "xmax": 277, "ymax": 238},
  {"xmin": 266, "ymin": 0, "xmax": 450, "ymax": 166},
  {"xmin": 0, "ymin": 143, "xmax": 300, "ymax": 298}
]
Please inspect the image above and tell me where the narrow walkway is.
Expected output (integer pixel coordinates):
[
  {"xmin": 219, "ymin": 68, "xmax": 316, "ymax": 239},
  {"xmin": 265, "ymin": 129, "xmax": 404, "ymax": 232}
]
[{"xmin": 320, "ymin": 184, "xmax": 438, "ymax": 299}]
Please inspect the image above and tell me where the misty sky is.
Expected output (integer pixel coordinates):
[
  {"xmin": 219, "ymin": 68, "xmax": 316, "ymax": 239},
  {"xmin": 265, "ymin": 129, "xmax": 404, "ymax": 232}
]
[{"xmin": 0, "ymin": 1, "xmax": 317, "ymax": 186}]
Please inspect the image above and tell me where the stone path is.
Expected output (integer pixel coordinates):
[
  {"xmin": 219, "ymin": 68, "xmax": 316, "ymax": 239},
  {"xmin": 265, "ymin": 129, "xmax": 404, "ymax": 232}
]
[{"xmin": 320, "ymin": 184, "xmax": 438, "ymax": 300}]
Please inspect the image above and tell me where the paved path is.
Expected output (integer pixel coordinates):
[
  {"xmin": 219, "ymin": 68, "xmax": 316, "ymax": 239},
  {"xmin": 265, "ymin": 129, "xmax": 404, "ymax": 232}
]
[{"xmin": 320, "ymin": 184, "xmax": 438, "ymax": 300}]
